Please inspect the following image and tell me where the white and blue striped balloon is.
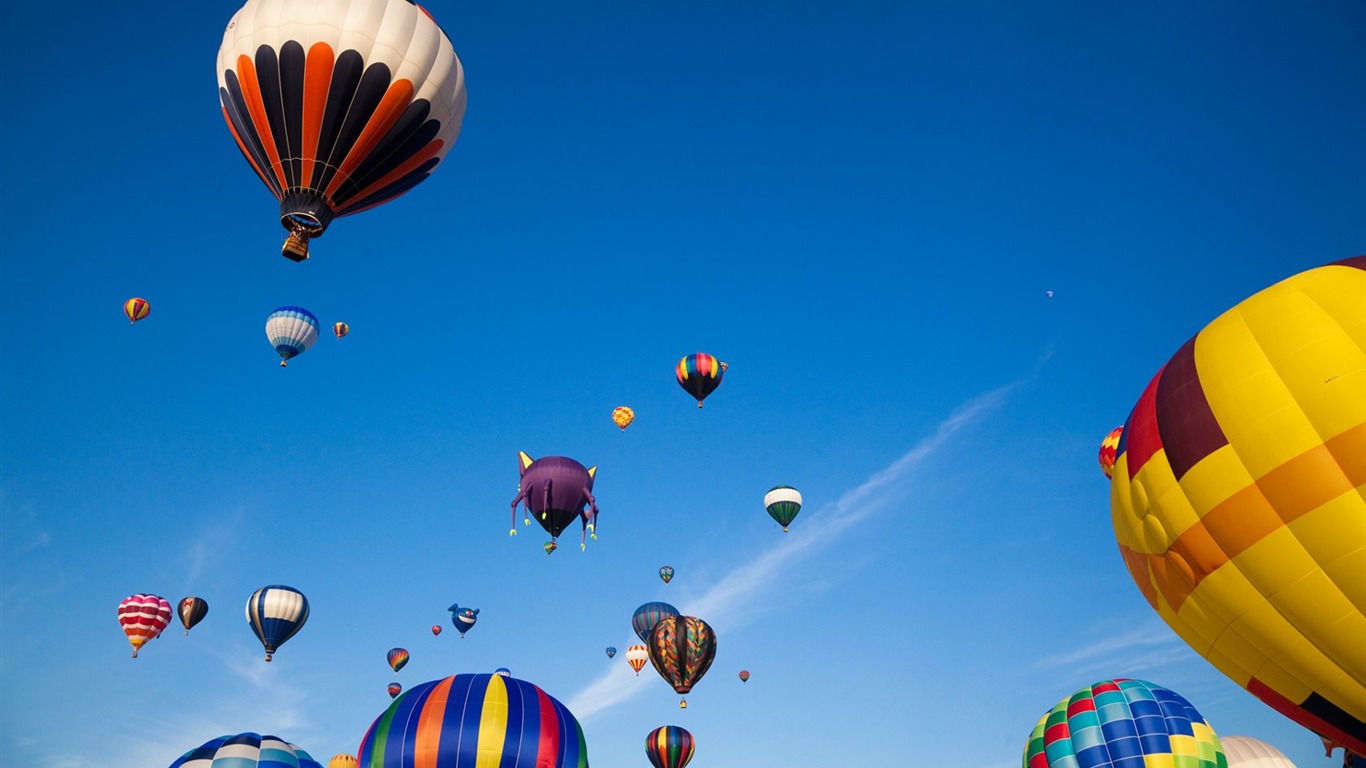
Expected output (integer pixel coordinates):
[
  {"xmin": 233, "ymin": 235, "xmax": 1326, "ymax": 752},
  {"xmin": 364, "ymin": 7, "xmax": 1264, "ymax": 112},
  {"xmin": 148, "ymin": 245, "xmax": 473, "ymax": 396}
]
[
  {"xmin": 167, "ymin": 732, "xmax": 322, "ymax": 768},
  {"xmin": 245, "ymin": 585, "xmax": 309, "ymax": 662},
  {"xmin": 265, "ymin": 306, "xmax": 319, "ymax": 366}
]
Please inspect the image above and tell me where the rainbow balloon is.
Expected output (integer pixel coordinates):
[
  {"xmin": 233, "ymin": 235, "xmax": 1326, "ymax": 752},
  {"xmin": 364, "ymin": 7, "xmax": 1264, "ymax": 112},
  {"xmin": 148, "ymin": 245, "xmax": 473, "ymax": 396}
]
[
  {"xmin": 1111, "ymin": 257, "xmax": 1366, "ymax": 754},
  {"xmin": 357, "ymin": 673, "xmax": 588, "ymax": 767}
]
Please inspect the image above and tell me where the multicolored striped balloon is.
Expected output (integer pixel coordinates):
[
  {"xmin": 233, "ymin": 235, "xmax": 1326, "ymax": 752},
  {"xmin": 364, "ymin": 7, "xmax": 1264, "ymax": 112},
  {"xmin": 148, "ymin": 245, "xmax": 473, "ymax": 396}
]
[
  {"xmin": 118, "ymin": 593, "xmax": 172, "ymax": 658},
  {"xmin": 357, "ymin": 673, "xmax": 588, "ymax": 768},
  {"xmin": 1022, "ymin": 679, "xmax": 1227, "ymax": 768},
  {"xmin": 386, "ymin": 648, "xmax": 409, "ymax": 674},
  {"xmin": 645, "ymin": 725, "xmax": 695, "ymax": 768},
  {"xmin": 1111, "ymin": 257, "xmax": 1366, "ymax": 755},
  {"xmin": 245, "ymin": 584, "xmax": 309, "ymax": 662},
  {"xmin": 1098, "ymin": 426, "xmax": 1123, "ymax": 479},
  {"xmin": 738, "ymin": 670, "xmax": 750, "ymax": 683},
  {"xmin": 168, "ymin": 732, "xmax": 323, "ymax": 768},
  {"xmin": 387, "ymin": 682, "xmax": 402, "ymax": 699},
  {"xmin": 265, "ymin": 306, "xmax": 320, "ymax": 367},
  {"xmin": 675, "ymin": 353, "xmax": 726, "ymax": 408},
  {"xmin": 178, "ymin": 596, "xmax": 209, "ymax": 635},
  {"xmin": 647, "ymin": 615, "xmax": 717, "ymax": 698},
  {"xmin": 632, "ymin": 601, "xmax": 679, "ymax": 643},
  {"xmin": 334, "ymin": 322, "xmax": 349, "ymax": 339},
  {"xmin": 124, "ymin": 297, "xmax": 150, "ymax": 324}
]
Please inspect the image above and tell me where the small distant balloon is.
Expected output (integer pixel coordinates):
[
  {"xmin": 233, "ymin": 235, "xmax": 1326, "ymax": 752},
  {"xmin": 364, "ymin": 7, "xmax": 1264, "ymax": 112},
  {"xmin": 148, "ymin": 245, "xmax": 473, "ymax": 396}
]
[
  {"xmin": 178, "ymin": 596, "xmax": 209, "ymax": 635},
  {"xmin": 764, "ymin": 485, "xmax": 803, "ymax": 531},
  {"xmin": 387, "ymin": 682, "xmax": 402, "ymax": 699},
  {"xmin": 645, "ymin": 725, "xmax": 695, "ymax": 768},
  {"xmin": 544, "ymin": 541, "xmax": 558, "ymax": 555},
  {"xmin": 118, "ymin": 593, "xmax": 172, "ymax": 658},
  {"xmin": 265, "ymin": 306, "xmax": 319, "ymax": 367},
  {"xmin": 676, "ymin": 353, "xmax": 726, "ymax": 407},
  {"xmin": 738, "ymin": 670, "xmax": 750, "ymax": 683},
  {"xmin": 431, "ymin": 624, "xmax": 442, "ymax": 637},
  {"xmin": 625, "ymin": 644, "xmax": 649, "ymax": 675},
  {"xmin": 124, "ymin": 297, "xmax": 150, "ymax": 324},
  {"xmin": 494, "ymin": 667, "xmax": 511, "ymax": 677},
  {"xmin": 659, "ymin": 565, "xmax": 674, "ymax": 584},
  {"xmin": 333, "ymin": 321, "xmax": 349, "ymax": 339},
  {"xmin": 387, "ymin": 648, "xmax": 409, "ymax": 674},
  {"xmin": 448, "ymin": 603, "xmax": 479, "ymax": 637},
  {"xmin": 612, "ymin": 406, "xmax": 635, "ymax": 431},
  {"xmin": 605, "ymin": 646, "xmax": 617, "ymax": 659},
  {"xmin": 1046, "ymin": 290, "xmax": 1054, "ymax": 298},
  {"xmin": 1098, "ymin": 426, "xmax": 1123, "ymax": 479}
]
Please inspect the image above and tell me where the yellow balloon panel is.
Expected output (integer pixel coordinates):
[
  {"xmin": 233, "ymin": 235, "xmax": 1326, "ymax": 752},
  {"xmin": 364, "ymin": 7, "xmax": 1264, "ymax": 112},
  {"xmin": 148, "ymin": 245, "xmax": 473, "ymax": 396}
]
[{"xmin": 1110, "ymin": 256, "xmax": 1366, "ymax": 755}]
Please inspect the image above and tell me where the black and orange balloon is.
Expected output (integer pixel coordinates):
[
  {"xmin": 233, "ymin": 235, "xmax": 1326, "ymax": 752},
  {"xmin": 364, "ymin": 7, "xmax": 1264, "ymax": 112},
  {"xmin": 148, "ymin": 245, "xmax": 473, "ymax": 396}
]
[{"xmin": 217, "ymin": 0, "xmax": 467, "ymax": 261}]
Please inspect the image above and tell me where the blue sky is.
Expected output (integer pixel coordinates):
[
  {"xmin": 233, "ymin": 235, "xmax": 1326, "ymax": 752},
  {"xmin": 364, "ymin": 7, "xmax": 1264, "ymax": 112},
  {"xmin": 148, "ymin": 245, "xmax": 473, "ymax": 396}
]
[{"xmin": 1, "ymin": 1, "xmax": 1363, "ymax": 766}]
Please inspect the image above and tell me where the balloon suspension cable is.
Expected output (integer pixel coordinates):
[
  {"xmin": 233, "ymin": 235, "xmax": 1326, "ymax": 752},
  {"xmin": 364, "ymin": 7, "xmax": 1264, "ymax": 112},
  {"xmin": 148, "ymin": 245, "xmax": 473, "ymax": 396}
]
[{"xmin": 281, "ymin": 232, "xmax": 310, "ymax": 262}]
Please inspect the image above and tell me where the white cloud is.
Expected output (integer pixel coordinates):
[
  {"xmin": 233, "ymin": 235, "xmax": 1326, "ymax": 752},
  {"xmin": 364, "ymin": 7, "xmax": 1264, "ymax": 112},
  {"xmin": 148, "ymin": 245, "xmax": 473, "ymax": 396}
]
[{"xmin": 566, "ymin": 383, "xmax": 1020, "ymax": 720}]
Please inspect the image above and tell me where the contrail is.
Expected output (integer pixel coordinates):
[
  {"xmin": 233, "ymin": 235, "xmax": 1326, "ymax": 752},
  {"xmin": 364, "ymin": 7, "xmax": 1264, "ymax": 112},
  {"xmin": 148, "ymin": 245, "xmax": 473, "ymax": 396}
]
[{"xmin": 566, "ymin": 382, "xmax": 1019, "ymax": 719}]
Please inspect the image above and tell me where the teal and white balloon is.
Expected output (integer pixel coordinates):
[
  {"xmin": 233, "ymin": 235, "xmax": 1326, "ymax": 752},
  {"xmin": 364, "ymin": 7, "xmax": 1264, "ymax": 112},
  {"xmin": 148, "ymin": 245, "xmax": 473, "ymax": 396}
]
[
  {"xmin": 763, "ymin": 486, "xmax": 802, "ymax": 532},
  {"xmin": 246, "ymin": 584, "xmax": 309, "ymax": 662},
  {"xmin": 168, "ymin": 732, "xmax": 322, "ymax": 768},
  {"xmin": 265, "ymin": 306, "xmax": 319, "ymax": 367}
]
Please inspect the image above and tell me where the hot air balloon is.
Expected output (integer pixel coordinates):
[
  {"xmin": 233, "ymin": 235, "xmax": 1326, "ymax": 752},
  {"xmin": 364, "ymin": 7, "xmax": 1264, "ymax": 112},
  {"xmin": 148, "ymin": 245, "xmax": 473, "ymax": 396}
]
[
  {"xmin": 645, "ymin": 725, "xmax": 695, "ymax": 768},
  {"xmin": 659, "ymin": 566, "xmax": 674, "ymax": 584},
  {"xmin": 1220, "ymin": 736, "xmax": 1299, "ymax": 767},
  {"xmin": 764, "ymin": 486, "xmax": 802, "ymax": 531},
  {"xmin": 647, "ymin": 615, "xmax": 717, "ymax": 706},
  {"xmin": 625, "ymin": 644, "xmax": 649, "ymax": 676},
  {"xmin": 1023, "ymin": 679, "xmax": 1226, "ymax": 767},
  {"xmin": 612, "ymin": 406, "xmax": 635, "ymax": 431},
  {"xmin": 169, "ymin": 732, "xmax": 323, "ymax": 768},
  {"xmin": 738, "ymin": 670, "xmax": 750, "ymax": 683},
  {"xmin": 387, "ymin": 682, "xmax": 402, "ymax": 699},
  {"xmin": 675, "ymin": 353, "xmax": 726, "ymax": 407},
  {"xmin": 1098, "ymin": 426, "xmax": 1123, "ymax": 479},
  {"xmin": 178, "ymin": 596, "xmax": 209, "ymax": 635},
  {"xmin": 448, "ymin": 603, "xmax": 478, "ymax": 637},
  {"xmin": 265, "ymin": 306, "xmax": 319, "ymax": 367},
  {"xmin": 1111, "ymin": 256, "xmax": 1366, "ymax": 755},
  {"xmin": 494, "ymin": 667, "xmax": 511, "ymax": 677},
  {"xmin": 217, "ymin": 0, "xmax": 467, "ymax": 262},
  {"xmin": 333, "ymin": 322, "xmax": 349, "ymax": 339},
  {"xmin": 356, "ymin": 673, "xmax": 588, "ymax": 767},
  {"xmin": 245, "ymin": 584, "xmax": 309, "ymax": 661},
  {"xmin": 632, "ymin": 601, "xmax": 680, "ymax": 643},
  {"xmin": 510, "ymin": 453, "xmax": 600, "ymax": 551},
  {"xmin": 118, "ymin": 593, "xmax": 172, "ymax": 658},
  {"xmin": 605, "ymin": 646, "xmax": 617, "ymax": 659},
  {"xmin": 124, "ymin": 297, "xmax": 150, "ymax": 324},
  {"xmin": 329, "ymin": 755, "xmax": 359, "ymax": 768},
  {"xmin": 387, "ymin": 647, "xmax": 409, "ymax": 674}
]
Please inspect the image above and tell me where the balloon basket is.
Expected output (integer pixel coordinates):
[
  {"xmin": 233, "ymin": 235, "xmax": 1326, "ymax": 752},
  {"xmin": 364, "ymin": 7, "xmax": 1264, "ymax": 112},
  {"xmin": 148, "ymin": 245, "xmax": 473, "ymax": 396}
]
[{"xmin": 281, "ymin": 234, "xmax": 310, "ymax": 262}]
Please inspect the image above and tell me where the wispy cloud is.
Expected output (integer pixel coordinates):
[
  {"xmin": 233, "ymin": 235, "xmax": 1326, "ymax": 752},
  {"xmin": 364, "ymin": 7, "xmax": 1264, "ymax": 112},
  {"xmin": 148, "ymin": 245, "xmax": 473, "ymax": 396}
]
[
  {"xmin": 566, "ymin": 382, "xmax": 1021, "ymax": 719},
  {"xmin": 1031, "ymin": 619, "xmax": 1195, "ymax": 683},
  {"xmin": 181, "ymin": 508, "xmax": 246, "ymax": 591}
]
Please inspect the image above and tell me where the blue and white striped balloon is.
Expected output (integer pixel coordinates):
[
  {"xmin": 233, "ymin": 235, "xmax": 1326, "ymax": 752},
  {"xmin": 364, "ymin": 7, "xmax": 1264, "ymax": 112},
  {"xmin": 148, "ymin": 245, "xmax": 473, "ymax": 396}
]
[
  {"xmin": 245, "ymin": 585, "xmax": 309, "ymax": 662},
  {"xmin": 265, "ymin": 306, "xmax": 319, "ymax": 367},
  {"xmin": 167, "ymin": 732, "xmax": 322, "ymax": 768}
]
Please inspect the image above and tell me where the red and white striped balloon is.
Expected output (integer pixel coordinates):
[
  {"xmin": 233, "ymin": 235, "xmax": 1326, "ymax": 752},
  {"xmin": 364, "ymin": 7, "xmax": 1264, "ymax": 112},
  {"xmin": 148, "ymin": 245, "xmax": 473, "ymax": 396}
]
[{"xmin": 118, "ymin": 594, "xmax": 172, "ymax": 658}]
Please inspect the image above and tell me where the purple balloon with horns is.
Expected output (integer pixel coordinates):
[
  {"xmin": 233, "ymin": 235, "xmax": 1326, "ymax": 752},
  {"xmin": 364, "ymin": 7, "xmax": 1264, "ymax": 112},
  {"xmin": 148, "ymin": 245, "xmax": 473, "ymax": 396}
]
[{"xmin": 510, "ymin": 452, "xmax": 600, "ymax": 551}]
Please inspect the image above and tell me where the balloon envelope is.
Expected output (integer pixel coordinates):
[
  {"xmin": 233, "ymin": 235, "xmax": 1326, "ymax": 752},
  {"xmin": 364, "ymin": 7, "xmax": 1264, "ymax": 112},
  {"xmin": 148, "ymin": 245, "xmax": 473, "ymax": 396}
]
[
  {"xmin": 168, "ymin": 732, "xmax": 322, "ymax": 768},
  {"xmin": 387, "ymin": 648, "xmax": 409, "ymax": 673},
  {"xmin": 124, "ymin": 297, "xmax": 150, "ymax": 324},
  {"xmin": 647, "ymin": 615, "xmax": 717, "ymax": 696},
  {"xmin": 763, "ymin": 486, "xmax": 802, "ymax": 531},
  {"xmin": 738, "ymin": 670, "xmax": 750, "ymax": 683},
  {"xmin": 645, "ymin": 725, "xmax": 695, "ymax": 768},
  {"xmin": 605, "ymin": 646, "xmax": 616, "ymax": 659},
  {"xmin": 178, "ymin": 596, "xmax": 209, "ymax": 635},
  {"xmin": 1110, "ymin": 257, "xmax": 1366, "ymax": 754},
  {"xmin": 265, "ymin": 306, "xmax": 319, "ymax": 366},
  {"xmin": 387, "ymin": 682, "xmax": 402, "ymax": 699},
  {"xmin": 675, "ymin": 353, "xmax": 725, "ymax": 407},
  {"xmin": 632, "ymin": 601, "xmax": 679, "ymax": 643},
  {"xmin": 334, "ymin": 322, "xmax": 349, "ymax": 339},
  {"xmin": 1022, "ymin": 679, "xmax": 1226, "ymax": 768},
  {"xmin": 357, "ymin": 673, "xmax": 588, "ymax": 767},
  {"xmin": 625, "ymin": 644, "xmax": 649, "ymax": 675},
  {"xmin": 612, "ymin": 406, "xmax": 634, "ymax": 430},
  {"xmin": 1098, "ymin": 426, "xmax": 1123, "ymax": 479},
  {"xmin": 659, "ymin": 565, "xmax": 674, "ymax": 584},
  {"xmin": 118, "ymin": 594, "xmax": 172, "ymax": 658},
  {"xmin": 431, "ymin": 624, "xmax": 442, "ymax": 636},
  {"xmin": 1219, "ymin": 736, "xmax": 1299, "ymax": 768},
  {"xmin": 245, "ymin": 584, "xmax": 309, "ymax": 661}
]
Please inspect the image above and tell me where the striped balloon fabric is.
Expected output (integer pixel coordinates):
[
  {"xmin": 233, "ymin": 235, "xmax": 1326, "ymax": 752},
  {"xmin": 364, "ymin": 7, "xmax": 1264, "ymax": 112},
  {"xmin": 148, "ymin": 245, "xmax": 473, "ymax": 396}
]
[
  {"xmin": 117, "ymin": 593, "xmax": 172, "ymax": 658},
  {"xmin": 1023, "ymin": 679, "xmax": 1227, "ymax": 768},
  {"xmin": 124, "ymin": 297, "xmax": 150, "ymax": 324},
  {"xmin": 245, "ymin": 584, "xmax": 310, "ymax": 661},
  {"xmin": 265, "ymin": 306, "xmax": 320, "ymax": 367},
  {"xmin": 168, "ymin": 732, "xmax": 323, "ymax": 768},
  {"xmin": 357, "ymin": 673, "xmax": 588, "ymax": 767},
  {"xmin": 645, "ymin": 725, "xmax": 695, "ymax": 768},
  {"xmin": 632, "ymin": 601, "xmax": 679, "ymax": 643},
  {"xmin": 675, "ymin": 353, "xmax": 726, "ymax": 407},
  {"xmin": 386, "ymin": 648, "xmax": 409, "ymax": 674}
]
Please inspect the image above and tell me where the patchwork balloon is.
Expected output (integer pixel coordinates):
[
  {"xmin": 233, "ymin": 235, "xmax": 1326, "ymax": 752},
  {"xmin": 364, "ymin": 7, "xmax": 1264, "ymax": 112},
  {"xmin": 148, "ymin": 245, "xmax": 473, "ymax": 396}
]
[
  {"xmin": 1022, "ymin": 679, "xmax": 1226, "ymax": 768},
  {"xmin": 217, "ymin": 0, "xmax": 467, "ymax": 262},
  {"xmin": 265, "ymin": 306, "xmax": 319, "ymax": 367},
  {"xmin": 612, "ymin": 406, "xmax": 635, "ymax": 431},
  {"xmin": 645, "ymin": 725, "xmax": 695, "ymax": 768},
  {"xmin": 1098, "ymin": 426, "xmax": 1123, "ymax": 479},
  {"xmin": 659, "ymin": 566, "xmax": 674, "ymax": 584},
  {"xmin": 118, "ymin": 593, "xmax": 172, "ymax": 658},
  {"xmin": 1111, "ymin": 256, "xmax": 1366, "ymax": 754},
  {"xmin": 168, "ymin": 732, "xmax": 322, "ymax": 768},
  {"xmin": 245, "ymin": 584, "xmax": 309, "ymax": 661},
  {"xmin": 647, "ymin": 616, "xmax": 717, "ymax": 702},
  {"xmin": 178, "ymin": 596, "xmax": 209, "ymax": 635},
  {"xmin": 357, "ymin": 673, "xmax": 588, "ymax": 767}
]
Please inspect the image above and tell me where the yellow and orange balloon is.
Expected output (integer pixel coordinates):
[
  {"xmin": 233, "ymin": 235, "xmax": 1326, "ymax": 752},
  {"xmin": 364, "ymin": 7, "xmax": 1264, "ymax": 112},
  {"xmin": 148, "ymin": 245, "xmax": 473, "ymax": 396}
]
[
  {"xmin": 124, "ymin": 298, "xmax": 150, "ymax": 324},
  {"xmin": 1098, "ymin": 426, "xmax": 1123, "ymax": 478},
  {"xmin": 1109, "ymin": 256, "xmax": 1366, "ymax": 755},
  {"xmin": 612, "ymin": 406, "xmax": 635, "ymax": 431}
]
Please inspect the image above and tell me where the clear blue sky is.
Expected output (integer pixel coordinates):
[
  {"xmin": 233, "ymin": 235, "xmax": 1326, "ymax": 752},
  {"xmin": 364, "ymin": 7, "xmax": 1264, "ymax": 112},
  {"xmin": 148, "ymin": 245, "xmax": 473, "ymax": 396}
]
[{"xmin": 1, "ymin": 1, "xmax": 1363, "ymax": 766}]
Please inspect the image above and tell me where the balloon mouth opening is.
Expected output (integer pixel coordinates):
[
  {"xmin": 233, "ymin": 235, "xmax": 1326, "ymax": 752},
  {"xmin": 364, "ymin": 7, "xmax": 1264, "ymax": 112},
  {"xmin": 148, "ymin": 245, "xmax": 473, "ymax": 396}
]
[{"xmin": 282, "ymin": 212, "xmax": 326, "ymax": 236}]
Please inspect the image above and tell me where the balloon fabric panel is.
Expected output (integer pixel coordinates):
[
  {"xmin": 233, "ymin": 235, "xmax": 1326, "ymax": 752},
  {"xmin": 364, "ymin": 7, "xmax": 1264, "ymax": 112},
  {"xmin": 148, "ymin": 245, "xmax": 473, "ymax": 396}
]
[
  {"xmin": 168, "ymin": 732, "xmax": 324, "ymax": 768},
  {"xmin": 1111, "ymin": 257, "xmax": 1366, "ymax": 755}
]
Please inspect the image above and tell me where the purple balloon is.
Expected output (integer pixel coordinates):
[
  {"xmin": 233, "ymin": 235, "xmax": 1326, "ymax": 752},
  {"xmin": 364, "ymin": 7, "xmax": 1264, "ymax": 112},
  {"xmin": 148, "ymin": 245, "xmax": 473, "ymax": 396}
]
[{"xmin": 510, "ymin": 452, "xmax": 599, "ymax": 550}]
